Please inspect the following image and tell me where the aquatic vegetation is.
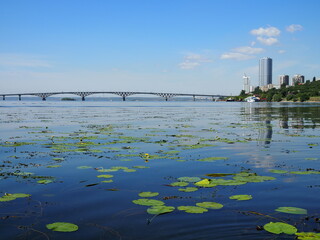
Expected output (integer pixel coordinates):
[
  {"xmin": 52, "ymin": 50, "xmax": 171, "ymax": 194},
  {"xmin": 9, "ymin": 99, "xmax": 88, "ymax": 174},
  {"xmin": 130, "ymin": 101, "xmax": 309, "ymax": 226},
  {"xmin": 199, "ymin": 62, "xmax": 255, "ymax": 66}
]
[
  {"xmin": 178, "ymin": 187, "xmax": 198, "ymax": 192},
  {"xmin": 295, "ymin": 232, "xmax": 320, "ymax": 239},
  {"xmin": 46, "ymin": 222, "xmax": 79, "ymax": 232},
  {"xmin": 170, "ymin": 181, "xmax": 189, "ymax": 187},
  {"xmin": 196, "ymin": 202, "xmax": 223, "ymax": 209},
  {"xmin": 275, "ymin": 207, "xmax": 307, "ymax": 215},
  {"xmin": 0, "ymin": 193, "xmax": 31, "ymax": 202},
  {"xmin": 96, "ymin": 174, "xmax": 113, "ymax": 178},
  {"xmin": 197, "ymin": 157, "xmax": 228, "ymax": 162},
  {"xmin": 147, "ymin": 205, "xmax": 175, "ymax": 215},
  {"xmin": 138, "ymin": 192, "xmax": 159, "ymax": 197},
  {"xmin": 263, "ymin": 222, "xmax": 297, "ymax": 235},
  {"xmin": 132, "ymin": 199, "xmax": 165, "ymax": 206},
  {"xmin": 178, "ymin": 206, "xmax": 208, "ymax": 213},
  {"xmin": 229, "ymin": 195, "xmax": 252, "ymax": 201}
]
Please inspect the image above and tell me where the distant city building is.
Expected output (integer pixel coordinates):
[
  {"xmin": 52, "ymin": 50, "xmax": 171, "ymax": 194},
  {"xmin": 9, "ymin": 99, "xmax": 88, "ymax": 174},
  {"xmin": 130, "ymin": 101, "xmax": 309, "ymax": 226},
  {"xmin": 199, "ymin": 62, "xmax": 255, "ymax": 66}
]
[
  {"xmin": 279, "ymin": 75, "xmax": 289, "ymax": 86},
  {"xmin": 259, "ymin": 57, "xmax": 272, "ymax": 87},
  {"xmin": 243, "ymin": 74, "xmax": 250, "ymax": 93},
  {"xmin": 249, "ymin": 85, "xmax": 255, "ymax": 93},
  {"xmin": 292, "ymin": 74, "xmax": 305, "ymax": 85}
]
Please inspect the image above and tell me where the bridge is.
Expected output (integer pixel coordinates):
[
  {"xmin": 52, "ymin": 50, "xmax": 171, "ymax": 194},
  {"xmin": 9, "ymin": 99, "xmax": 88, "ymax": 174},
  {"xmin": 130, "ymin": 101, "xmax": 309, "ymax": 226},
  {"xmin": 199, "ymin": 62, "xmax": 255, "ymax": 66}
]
[{"xmin": 0, "ymin": 91, "xmax": 226, "ymax": 101}]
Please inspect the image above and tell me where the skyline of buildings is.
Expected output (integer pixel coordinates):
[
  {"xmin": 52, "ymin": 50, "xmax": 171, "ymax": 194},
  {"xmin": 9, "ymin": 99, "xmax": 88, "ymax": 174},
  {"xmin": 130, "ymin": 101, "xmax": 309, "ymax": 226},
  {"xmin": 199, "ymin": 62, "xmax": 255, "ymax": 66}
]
[{"xmin": 243, "ymin": 57, "xmax": 312, "ymax": 93}]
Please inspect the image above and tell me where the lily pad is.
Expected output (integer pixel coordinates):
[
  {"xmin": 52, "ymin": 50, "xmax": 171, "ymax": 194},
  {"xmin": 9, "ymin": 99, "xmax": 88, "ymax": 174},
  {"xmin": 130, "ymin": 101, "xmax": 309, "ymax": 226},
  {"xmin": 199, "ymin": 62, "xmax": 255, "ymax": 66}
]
[
  {"xmin": 197, "ymin": 157, "xmax": 228, "ymax": 162},
  {"xmin": 171, "ymin": 182, "xmax": 189, "ymax": 187},
  {"xmin": 96, "ymin": 174, "xmax": 113, "ymax": 178},
  {"xmin": 275, "ymin": 207, "xmax": 307, "ymax": 215},
  {"xmin": 46, "ymin": 222, "xmax": 79, "ymax": 232},
  {"xmin": 37, "ymin": 179, "xmax": 53, "ymax": 184},
  {"xmin": 264, "ymin": 222, "xmax": 297, "ymax": 235},
  {"xmin": 196, "ymin": 202, "xmax": 223, "ymax": 209},
  {"xmin": 138, "ymin": 192, "xmax": 159, "ymax": 197},
  {"xmin": 147, "ymin": 205, "xmax": 175, "ymax": 215},
  {"xmin": 295, "ymin": 232, "xmax": 320, "ymax": 239},
  {"xmin": 177, "ymin": 177, "xmax": 201, "ymax": 182},
  {"xmin": 132, "ymin": 199, "xmax": 165, "ymax": 206},
  {"xmin": 178, "ymin": 187, "xmax": 198, "ymax": 192},
  {"xmin": 178, "ymin": 206, "xmax": 208, "ymax": 214},
  {"xmin": 77, "ymin": 166, "xmax": 92, "ymax": 169},
  {"xmin": 269, "ymin": 169, "xmax": 288, "ymax": 174},
  {"xmin": 229, "ymin": 194, "xmax": 252, "ymax": 201}
]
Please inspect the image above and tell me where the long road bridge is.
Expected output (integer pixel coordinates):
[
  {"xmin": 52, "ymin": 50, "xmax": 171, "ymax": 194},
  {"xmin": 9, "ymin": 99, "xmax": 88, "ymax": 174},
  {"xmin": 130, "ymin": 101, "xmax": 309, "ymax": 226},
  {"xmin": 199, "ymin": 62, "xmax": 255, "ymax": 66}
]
[{"xmin": 0, "ymin": 91, "xmax": 226, "ymax": 101}]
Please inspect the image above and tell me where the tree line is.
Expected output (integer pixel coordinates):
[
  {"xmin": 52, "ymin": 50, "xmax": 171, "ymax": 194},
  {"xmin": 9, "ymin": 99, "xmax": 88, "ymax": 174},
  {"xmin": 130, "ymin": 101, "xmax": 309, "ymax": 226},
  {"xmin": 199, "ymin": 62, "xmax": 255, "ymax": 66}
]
[{"xmin": 237, "ymin": 78, "xmax": 320, "ymax": 102}]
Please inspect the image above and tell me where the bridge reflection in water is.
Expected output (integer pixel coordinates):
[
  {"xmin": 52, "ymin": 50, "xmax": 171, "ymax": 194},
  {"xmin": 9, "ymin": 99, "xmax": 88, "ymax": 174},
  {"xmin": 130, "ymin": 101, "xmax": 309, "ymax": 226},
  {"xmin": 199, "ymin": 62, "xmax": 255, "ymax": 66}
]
[{"xmin": 1, "ymin": 91, "xmax": 225, "ymax": 101}]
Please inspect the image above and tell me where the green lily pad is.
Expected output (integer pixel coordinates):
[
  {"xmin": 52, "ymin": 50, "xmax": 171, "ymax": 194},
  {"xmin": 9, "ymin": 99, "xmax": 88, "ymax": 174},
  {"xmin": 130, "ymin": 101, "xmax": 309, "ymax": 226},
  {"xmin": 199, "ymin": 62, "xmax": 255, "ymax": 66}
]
[
  {"xmin": 101, "ymin": 180, "xmax": 113, "ymax": 183},
  {"xmin": 171, "ymin": 182, "xmax": 189, "ymax": 187},
  {"xmin": 96, "ymin": 174, "xmax": 113, "ymax": 178},
  {"xmin": 147, "ymin": 205, "xmax": 175, "ymax": 215},
  {"xmin": 177, "ymin": 177, "xmax": 201, "ymax": 182},
  {"xmin": 229, "ymin": 194, "xmax": 252, "ymax": 201},
  {"xmin": 295, "ymin": 232, "xmax": 320, "ymax": 239},
  {"xmin": 47, "ymin": 165, "xmax": 61, "ymax": 168},
  {"xmin": 178, "ymin": 206, "xmax": 208, "ymax": 213},
  {"xmin": 178, "ymin": 187, "xmax": 198, "ymax": 192},
  {"xmin": 275, "ymin": 207, "xmax": 307, "ymax": 215},
  {"xmin": 196, "ymin": 202, "xmax": 223, "ymax": 209},
  {"xmin": 9, "ymin": 193, "xmax": 31, "ymax": 198},
  {"xmin": 77, "ymin": 166, "xmax": 92, "ymax": 169},
  {"xmin": 46, "ymin": 222, "xmax": 79, "ymax": 232},
  {"xmin": 197, "ymin": 157, "xmax": 228, "ymax": 162},
  {"xmin": 132, "ymin": 199, "xmax": 165, "ymax": 206},
  {"xmin": 138, "ymin": 192, "xmax": 159, "ymax": 197},
  {"xmin": 37, "ymin": 179, "xmax": 53, "ymax": 184},
  {"xmin": 133, "ymin": 166, "xmax": 150, "ymax": 169},
  {"xmin": 269, "ymin": 169, "xmax": 288, "ymax": 174},
  {"xmin": 305, "ymin": 158, "xmax": 318, "ymax": 161},
  {"xmin": 264, "ymin": 222, "xmax": 297, "ymax": 235}
]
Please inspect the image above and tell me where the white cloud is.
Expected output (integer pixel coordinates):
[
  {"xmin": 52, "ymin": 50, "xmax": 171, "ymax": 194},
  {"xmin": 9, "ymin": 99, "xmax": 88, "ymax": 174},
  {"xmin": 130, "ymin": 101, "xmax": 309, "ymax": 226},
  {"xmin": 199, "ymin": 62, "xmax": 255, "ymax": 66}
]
[
  {"xmin": 220, "ymin": 52, "xmax": 254, "ymax": 60},
  {"xmin": 278, "ymin": 50, "xmax": 286, "ymax": 54},
  {"xmin": 179, "ymin": 53, "xmax": 211, "ymax": 69},
  {"xmin": 286, "ymin": 24, "xmax": 303, "ymax": 33},
  {"xmin": 257, "ymin": 36, "xmax": 278, "ymax": 45},
  {"xmin": 250, "ymin": 26, "xmax": 281, "ymax": 37},
  {"xmin": 0, "ymin": 54, "xmax": 52, "ymax": 68},
  {"xmin": 179, "ymin": 61, "xmax": 200, "ymax": 69},
  {"xmin": 232, "ymin": 46, "xmax": 264, "ymax": 54}
]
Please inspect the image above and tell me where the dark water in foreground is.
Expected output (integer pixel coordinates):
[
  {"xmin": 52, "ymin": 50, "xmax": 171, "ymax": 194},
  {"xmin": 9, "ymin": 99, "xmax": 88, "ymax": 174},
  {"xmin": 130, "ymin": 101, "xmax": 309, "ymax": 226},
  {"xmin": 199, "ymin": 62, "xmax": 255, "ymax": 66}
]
[{"xmin": 0, "ymin": 101, "xmax": 320, "ymax": 240}]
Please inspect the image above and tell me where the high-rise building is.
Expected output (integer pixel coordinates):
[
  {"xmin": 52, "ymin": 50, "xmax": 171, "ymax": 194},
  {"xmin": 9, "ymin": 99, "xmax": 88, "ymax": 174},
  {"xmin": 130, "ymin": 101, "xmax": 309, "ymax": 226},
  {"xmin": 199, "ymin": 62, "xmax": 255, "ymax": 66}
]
[
  {"xmin": 243, "ymin": 74, "xmax": 250, "ymax": 93},
  {"xmin": 292, "ymin": 74, "xmax": 304, "ymax": 85},
  {"xmin": 279, "ymin": 75, "xmax": 289, "ymax": 86},
  {"xmin": 259, "ymin": 57, "xmax": 272, "ymax": 87}
]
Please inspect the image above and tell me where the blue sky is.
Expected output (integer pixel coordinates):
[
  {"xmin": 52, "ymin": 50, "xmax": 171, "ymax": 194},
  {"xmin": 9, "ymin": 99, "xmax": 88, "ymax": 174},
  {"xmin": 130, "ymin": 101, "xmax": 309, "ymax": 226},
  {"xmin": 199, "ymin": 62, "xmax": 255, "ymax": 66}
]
[{"xmin": 0, "ymin": 0, "xmax": 319, "ymax": 95}]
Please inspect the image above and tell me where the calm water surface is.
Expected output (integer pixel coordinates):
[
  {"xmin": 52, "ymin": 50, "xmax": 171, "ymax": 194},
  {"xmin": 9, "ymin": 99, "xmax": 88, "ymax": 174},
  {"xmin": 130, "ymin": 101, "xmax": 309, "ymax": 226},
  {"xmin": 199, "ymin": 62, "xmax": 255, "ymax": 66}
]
[{"xmin": 0, "ymin": 101, "xmax": 320, "ymax": 240}]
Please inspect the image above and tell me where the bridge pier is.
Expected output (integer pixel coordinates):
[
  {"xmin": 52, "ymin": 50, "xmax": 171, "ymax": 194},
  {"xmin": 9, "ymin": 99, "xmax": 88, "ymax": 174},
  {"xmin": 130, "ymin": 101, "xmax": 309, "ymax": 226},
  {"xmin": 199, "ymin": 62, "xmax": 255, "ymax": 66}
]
[
  {"xmin": 82, "ymin": 96, "xmax": 85, "ymax": 101},
  {"xmin": 2, "ymin": 95, "xmax": 5, "ymax": 100},
  {"xmin": 19, "ymin": 95, "xmax": 21, "ymax": 101},
  {"xmin": 42, "ymin": 97, "xmax": 46, "ymax": 101},
  {"xmin": 193, "ymin": 95, "xmax": 196, "ymax": 101},
  {"xmin": 122, "ymin": 96, "xmax": 126, "ymax": 101}
]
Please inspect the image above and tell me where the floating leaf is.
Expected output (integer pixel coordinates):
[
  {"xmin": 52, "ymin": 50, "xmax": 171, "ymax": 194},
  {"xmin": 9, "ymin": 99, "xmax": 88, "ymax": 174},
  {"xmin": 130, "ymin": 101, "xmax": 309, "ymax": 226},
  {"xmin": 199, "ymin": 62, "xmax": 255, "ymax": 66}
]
[
  {"xmin": 196, "ymin": 202, "xmax": 223, "ymax": 209},
  {"xmin": 305, "ymin": 158, "xmax": 318, "ymax": 161},
  {"xmin": 123, "ymin": 169, "xmax": 136, "ymax": 172},
  {"xmin": 178, "ymin": 206, "xmax": 208, "ymax": 213},
  {"xmin": 47, "ymin": 165, "xmax": 61, "ymax": 168},
  {"xmin": 295, "ymin": 232, "xmax": 320, "ymax": 239},
  {"xmin": 9, "ymin": 193, "xmax": 31, "ymax": 198},
  {"xmin": 264, "ymin": 222, "xmax": 297, "ymax": 235},
  {"xmin": 194, "ymin": 179, "xmax": 217, "ymax": 187},
  {"xmin": 132, "ymin": 199, "xmax": 165, "ymax": 206},
  {"xmin": 77, "ymin": 166, "xmax": 92, "ymax": 169},
  {"xmin": 177, "ymin": 177, "xmax": 201, "ymax": 182},
  {"xmin": 275, "ymin": 207, "xmax": 307, "ymax": 215},
  {"xmin": 205, "ymin": 173, "xmax": 234, "ymax": 177},
  {"xmin": 147, "ymin": 205, "xmax": 175, "ymax": 215},
  {"xmin": 171, "ymin": 182, "xmax": 189, "ymax": 187},
  {"xmin": 37, "ymin": 179, "xmax": 53, "ymax": 184},
  {"xmin": 229, "ymin": 194, "xmax": 252, "ymax": 201},
  {"xmin": 46, "ymin": 222, "xmax": 79, "ymax": 232},
  {"xmin": 101, "ymin": 180, "xmax": 113, "ymax": 183},
  {"xmin": 138, "ymin": 192, "xmax": 159, "ymax": 197},
  {"xmin": 290, "ymin": 171, "xmax": 320, "ymax": 175},
  {"xmin": 0, "ymin": 196, "xmax": 18, "ymax": 202},
  {"xmin": 133, "ymin": 166, "xmax": 150, "ymax": 169},
  {"xmin": 269, "ymin": 169, "xmax": 288, "ymax": 174},
  {"xmin": 96, "ymin": 174, "xmax": 113, "ymax": 178},
  {"xmin": 197, "ymin": 157, "xmax": 228, "ymax": 162},
  {"xmin": 178, "ymin": 187, "xmax": 198, "ymax": 192}
]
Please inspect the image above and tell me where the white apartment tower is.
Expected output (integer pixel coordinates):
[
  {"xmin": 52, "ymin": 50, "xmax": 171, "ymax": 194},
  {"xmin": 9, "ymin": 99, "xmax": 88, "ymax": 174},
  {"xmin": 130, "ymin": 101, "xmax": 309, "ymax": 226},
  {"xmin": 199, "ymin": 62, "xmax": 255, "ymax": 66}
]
[{"xmin": 243, "ymin": 74, "xmax": 250, "ymax": 93}]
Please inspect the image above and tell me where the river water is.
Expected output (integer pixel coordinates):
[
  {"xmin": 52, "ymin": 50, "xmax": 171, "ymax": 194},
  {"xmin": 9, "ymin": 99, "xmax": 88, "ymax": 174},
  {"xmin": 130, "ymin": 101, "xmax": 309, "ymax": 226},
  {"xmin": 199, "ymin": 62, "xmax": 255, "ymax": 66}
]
[{"xmin": 0, "ymin": 100, "xmax": 320, "ymax": 239}]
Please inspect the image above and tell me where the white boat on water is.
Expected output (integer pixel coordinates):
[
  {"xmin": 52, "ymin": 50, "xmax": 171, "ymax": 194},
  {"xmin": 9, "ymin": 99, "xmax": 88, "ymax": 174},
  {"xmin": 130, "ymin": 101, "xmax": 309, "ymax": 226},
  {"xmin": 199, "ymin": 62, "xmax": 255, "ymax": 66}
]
[{"xmin": 245, "ymin": 96, "xmax": 260, "ymax": 102}]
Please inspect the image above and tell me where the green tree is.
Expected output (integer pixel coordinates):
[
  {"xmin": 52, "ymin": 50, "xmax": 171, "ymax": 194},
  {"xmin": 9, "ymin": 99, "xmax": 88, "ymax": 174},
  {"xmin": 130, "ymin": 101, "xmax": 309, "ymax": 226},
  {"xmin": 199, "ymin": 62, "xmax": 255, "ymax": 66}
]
[
  {"xmin": 313, "ymin": 76, "xmax": 316, "ymax": 82},
  {"xmin": 272, "ymin": 93, "xmax": 282, "ymax": 102}
]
